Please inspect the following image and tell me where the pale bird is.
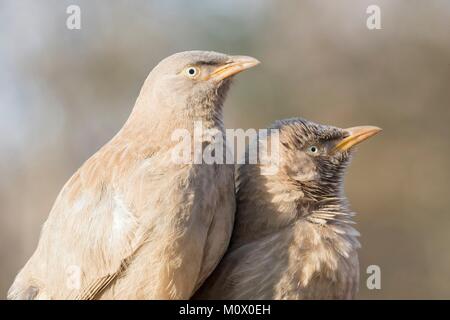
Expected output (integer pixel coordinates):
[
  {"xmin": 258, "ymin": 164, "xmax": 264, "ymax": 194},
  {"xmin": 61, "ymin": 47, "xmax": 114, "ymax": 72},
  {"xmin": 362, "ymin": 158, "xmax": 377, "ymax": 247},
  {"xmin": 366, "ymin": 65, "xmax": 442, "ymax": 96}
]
[
  {"xmin": 194, "ymin": 118, "xmax": 381, "ymax": 299},
  {"xmin": 8, "ymin": 51, "xmax": 260, "ymax": 300}
]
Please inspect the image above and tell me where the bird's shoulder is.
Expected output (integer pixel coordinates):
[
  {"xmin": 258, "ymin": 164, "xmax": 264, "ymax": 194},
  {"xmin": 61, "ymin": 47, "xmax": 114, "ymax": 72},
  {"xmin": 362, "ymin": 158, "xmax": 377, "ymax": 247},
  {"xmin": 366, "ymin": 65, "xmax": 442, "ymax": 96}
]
[
  {"xmin": 54, "ymin": 135, "xmax": 158, "ymax": 206},
  {"xmin": 25, "ymin": 137, "xmax": 169, "ymax": 298}
]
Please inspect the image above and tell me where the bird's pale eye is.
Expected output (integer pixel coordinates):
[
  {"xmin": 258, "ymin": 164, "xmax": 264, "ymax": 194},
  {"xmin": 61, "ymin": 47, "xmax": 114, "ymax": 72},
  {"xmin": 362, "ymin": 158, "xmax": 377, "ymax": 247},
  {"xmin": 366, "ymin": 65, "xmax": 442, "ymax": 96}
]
[
  {"xmin": 185, "ymin": 66, "xmax": 199, "ymax": 78},
  {"xmin": 307, "ymin": 145, "xmax": 319, "ymax": 155}
]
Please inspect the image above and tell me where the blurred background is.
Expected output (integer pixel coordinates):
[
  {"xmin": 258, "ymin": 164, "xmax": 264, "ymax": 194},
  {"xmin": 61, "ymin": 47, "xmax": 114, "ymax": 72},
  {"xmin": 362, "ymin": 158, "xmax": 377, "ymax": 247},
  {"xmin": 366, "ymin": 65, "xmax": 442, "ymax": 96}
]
[{"xmin": 1, "ymin": 0, "xmax": 449, "ymax": 299}]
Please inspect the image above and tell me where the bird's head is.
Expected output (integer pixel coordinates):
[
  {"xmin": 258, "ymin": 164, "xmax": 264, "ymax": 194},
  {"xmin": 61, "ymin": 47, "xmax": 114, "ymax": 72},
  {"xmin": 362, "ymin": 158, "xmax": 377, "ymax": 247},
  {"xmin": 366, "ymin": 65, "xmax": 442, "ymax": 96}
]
[
  {"xmin": 233, "ymin": 118, "xmax": 381, "ymax": 241},
  {"xmin": 271, "ymin": 118, "xmax": 381, "ymax": 202},
  {"xmin": 141, "ymin": 51, "xmax": 260, "ymax": 116}
]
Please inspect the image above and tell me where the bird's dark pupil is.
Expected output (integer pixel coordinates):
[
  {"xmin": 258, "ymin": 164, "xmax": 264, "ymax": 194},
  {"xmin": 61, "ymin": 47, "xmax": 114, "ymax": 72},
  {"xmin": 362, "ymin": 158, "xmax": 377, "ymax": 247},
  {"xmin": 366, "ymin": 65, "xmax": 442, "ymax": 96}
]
[
  {"xmin": 189, "ymin": 68, "xmax": 195, "ymax": 75},
  {"xmin": 311, "ymin": 147, "xmax": 316, "ymax": 152}
]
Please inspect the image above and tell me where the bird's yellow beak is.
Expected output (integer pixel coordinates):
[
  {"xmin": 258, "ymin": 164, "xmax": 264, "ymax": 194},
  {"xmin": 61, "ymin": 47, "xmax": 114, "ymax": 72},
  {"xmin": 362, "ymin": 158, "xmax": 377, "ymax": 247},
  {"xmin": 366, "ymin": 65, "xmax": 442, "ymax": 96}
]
[
  {"xmin": 334, "ymin": 126, "xmax": 382, "ymax": 152},
  {"xmin": 208, "ymin": 55, "xmax": 260, "ymax": 81}
]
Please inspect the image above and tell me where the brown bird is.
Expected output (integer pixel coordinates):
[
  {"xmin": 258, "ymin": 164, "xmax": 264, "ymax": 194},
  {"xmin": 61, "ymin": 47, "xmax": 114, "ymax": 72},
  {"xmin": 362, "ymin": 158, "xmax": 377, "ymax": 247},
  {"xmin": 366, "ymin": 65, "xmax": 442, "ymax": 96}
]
[
  {"xmin": 194, "ymin": 118, "xmax": 381, "ymax": 299},
  {"xmin": 7, "ymin": 51, "xmax": 259, "ymax": 300}
]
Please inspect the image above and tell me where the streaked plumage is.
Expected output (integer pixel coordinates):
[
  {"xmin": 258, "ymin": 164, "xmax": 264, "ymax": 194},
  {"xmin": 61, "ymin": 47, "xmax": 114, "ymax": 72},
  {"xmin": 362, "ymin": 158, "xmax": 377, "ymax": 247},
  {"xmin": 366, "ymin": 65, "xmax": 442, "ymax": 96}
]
[
  {"xmin": 8, "ymin": 51, "xmax": 259, "ymax": 300},
  {"xmin": 195, "ymin": 118, "xmax": 381, "ymax": 299}
]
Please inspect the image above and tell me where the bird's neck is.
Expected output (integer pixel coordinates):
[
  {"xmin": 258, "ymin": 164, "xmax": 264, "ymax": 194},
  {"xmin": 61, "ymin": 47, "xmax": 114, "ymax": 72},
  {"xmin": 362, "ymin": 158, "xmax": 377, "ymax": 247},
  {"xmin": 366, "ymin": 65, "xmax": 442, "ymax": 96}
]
[
  {"xmin": 233, "ymin": 165, "xmax": 358, "ymax": 247},
  {"xmin": 185, "ymin": 100, "xmax": 225, "ymax": 132},
  {"xmin": 118, "ymin": 90, "xmax": 225, "ymax": 153}
]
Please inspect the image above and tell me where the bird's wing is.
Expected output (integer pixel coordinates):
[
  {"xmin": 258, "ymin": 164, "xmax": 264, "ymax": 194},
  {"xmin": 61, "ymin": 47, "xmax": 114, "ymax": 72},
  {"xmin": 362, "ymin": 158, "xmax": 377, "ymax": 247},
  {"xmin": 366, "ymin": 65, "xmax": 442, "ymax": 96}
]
[
  {"xmin": 9, "ymin": 143, "xmax": 160, "ymax": 299},
  {"xmin": 75, "ymin": 269, "xmax": 120, "ymax": 300},
  {"xmin": 9, "ymin": 144, "xmax": 229, "ymax": 300},
  {"xmin": 95, "ymin": 163, "xmax": 235, "ymax": 299},
  {"xmin": 193, "ymin": 165, "xmax": 235, "ymax": 291}
]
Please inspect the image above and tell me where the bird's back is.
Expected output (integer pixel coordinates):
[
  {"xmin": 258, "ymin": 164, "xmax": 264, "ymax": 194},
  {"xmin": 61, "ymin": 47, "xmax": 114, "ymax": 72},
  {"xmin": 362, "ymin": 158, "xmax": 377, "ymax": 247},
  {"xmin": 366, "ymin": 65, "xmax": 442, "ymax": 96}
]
[
  {"xmin": 8, "ymin": 134, "xmax": 153, "ymax": 299},
  {"xmin": 8, "ymin": 133, "xmax": 235, "ymax": 299}
]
